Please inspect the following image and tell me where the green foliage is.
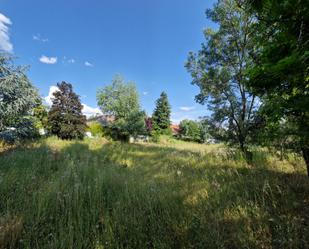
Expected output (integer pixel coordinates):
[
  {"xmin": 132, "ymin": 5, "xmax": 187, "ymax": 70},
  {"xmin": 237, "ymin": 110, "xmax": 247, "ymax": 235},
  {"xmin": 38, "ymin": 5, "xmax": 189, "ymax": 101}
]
[
  {"xmin": 108, "ymin": 110, "xmax": 147, "ymax": 141},
  {"xmin": 179, "ymin": 119, "xmax": 201, "ymax": 142},
  {"xmin": 152, "ymin": 92, "xmax": 171, "ymax": 133},
  {"xmin": 32, "ymin": 103, "xmax": 48, "ymax": 130},
  {"xmin": 87, "ymin": 121, "xmax": 104, "ymax": 137},
  {"xmin": 97, "ymin": 75, "xmax": 140, "ymax": 118},
  {"xmin": 0, "ymin": 137, "xmax": 308, "ymax": 248},
  {"xmin": 121, "ymin": 110, "xmax": 147, "ymax": 138},
  {"xmin": 199, "ymin": 119, "xmax": 215, "ymax": 143},
  {"xmin": 247, "ymin": 0, "xmax": 309, "ymax": 173},
  {"xmin": 48, "ymin": 82, "xmax": 86, "ymax": 140},
  {"xmin": 97, "ymin": 75, "xmax": 146, "ymax": 141},
  {"xmin": 0, "ymin": 54, "xmax": 40, "ymax": 143},
  {"xmin": 150, "ymin": 129, "xmax": 161, "ymax": 143},
  {"xmin": 0, "ymin": 117, "xmax": 39, "ymax": 144},
  {"xmin": 186, "ymin": 0, "xmax": 260, "ymax": 152}
]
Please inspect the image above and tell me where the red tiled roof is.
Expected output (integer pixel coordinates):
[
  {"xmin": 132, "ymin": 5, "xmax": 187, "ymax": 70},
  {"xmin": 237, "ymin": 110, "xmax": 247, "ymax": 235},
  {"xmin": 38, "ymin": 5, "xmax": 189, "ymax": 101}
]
[{"xmin": 170, "ymin": 124, "xmax": 180, "ymax": 135}]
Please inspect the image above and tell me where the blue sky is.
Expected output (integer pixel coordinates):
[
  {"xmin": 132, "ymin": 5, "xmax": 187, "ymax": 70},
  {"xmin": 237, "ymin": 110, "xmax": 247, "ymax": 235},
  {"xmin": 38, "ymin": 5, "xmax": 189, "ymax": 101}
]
[{"xmin": 0, "ymin": 0, "xmax": 216, "ymax": 123}]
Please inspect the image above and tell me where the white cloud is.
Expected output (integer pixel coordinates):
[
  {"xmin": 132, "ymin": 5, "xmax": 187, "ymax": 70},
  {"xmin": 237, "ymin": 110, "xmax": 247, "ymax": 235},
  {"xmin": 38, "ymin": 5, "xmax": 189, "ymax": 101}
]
[
  {"xmin": 82, "ymin": 104, "xmax": 102, "ymax": 118},
  {"xmin": 179, "ymin": 106, "xmax": 195, "ymax": 112},
  {"xmin": 44, "ymin": 86, "xmax": 59, "ymax": 106},
  {"xmin": 84, "ymin": 61, "xmax": 93, "ymax": 67},
  {"xmin": 39, "ymin": 55, "xmax": 57, "ymax": 64},
  {"xmin": 44, "ymin": 85, "xmax": 102, "ymax": 118},
  {"xmin": 62, "ymin": 56, "xmax": 75, "ymax": 64},
  {"xmin": 0, "ymin": 13, "xmax": 13, "ymax": 52},
  {"xmin": 68, "ymin": 58, "xmax": 75, "ymax": 63},
  {"xmin": 143, "ymin": 91, "xmax": 148, "ymax": 96},
  {"xmin": 33, "ymin": 34, "xmax": 48, "ymax": 42}
]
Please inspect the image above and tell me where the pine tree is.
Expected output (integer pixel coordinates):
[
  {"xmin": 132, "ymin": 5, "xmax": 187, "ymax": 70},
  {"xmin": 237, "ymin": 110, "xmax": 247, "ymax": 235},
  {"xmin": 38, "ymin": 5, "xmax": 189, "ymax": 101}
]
[
  {"xmin": 152, "ymin": 92, "xmax": 171, "ymax": 133},
  {"xmin": 48, "ymin": 81, "xmax": 86, "ymax": 140}
]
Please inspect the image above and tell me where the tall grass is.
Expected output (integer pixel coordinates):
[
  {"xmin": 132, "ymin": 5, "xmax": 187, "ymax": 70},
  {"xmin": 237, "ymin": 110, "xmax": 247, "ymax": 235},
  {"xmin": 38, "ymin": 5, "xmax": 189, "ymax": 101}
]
[{"xmin": 0, "ymin": 137, "xmax": 308, "ymax": 249}]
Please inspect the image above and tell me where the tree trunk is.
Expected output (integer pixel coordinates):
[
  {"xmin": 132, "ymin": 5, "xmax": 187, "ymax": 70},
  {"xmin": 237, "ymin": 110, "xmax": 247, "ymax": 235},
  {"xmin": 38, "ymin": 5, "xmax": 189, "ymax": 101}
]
[
  {"xmin": 301, "ymin": 147, "xmax": 309, "ymax": 177},
  {"xmin": 239, "ymin": 137, "xmax": 253, "ymax": 164}
]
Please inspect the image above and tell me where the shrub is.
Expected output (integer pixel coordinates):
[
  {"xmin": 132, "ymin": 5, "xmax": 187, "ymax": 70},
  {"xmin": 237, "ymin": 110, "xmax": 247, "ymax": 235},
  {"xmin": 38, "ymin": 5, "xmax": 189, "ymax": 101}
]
[
  {"xmin": 87, "ymin": 122, "xmax": 104, "ymax": 137},
  {"xmin": 0, "ymin": 117, "xmax": 39, "ymax": 144},
  {"xmin": 179, "ymin": 119, "xmax": 201, "ymax": 142},
  {"xmin": 150, "ymin": 130, "xmax": 160, "ymax": 143}
]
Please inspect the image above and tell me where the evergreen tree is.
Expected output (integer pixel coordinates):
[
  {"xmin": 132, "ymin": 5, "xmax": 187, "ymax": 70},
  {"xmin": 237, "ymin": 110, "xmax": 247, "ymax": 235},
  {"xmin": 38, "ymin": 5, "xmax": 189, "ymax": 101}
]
[
  {"xmin": 152, "ymin": 92, "xmax": 171, "ymax": 133},
  {"xmin": 48, "ymin": 81, "xmax": 86, "ymax": 140}
]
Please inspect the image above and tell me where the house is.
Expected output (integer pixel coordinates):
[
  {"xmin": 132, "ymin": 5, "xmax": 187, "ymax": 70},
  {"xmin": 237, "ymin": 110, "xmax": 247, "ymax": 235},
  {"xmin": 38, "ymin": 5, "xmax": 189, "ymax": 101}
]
[
  {"xmin": 87, "ymin": 115, "xmax": 115, "ymax": 126},
  {"xmin": 170, "ymin": 124, "xmax": 180, "ymax": 136}
]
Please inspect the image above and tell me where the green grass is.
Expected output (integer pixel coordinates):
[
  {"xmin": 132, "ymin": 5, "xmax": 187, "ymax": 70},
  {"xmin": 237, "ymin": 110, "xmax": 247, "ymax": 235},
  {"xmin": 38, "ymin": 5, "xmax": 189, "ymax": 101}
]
[{"xmin": 0, "ymin": 137, "xmax": 308, "ymax": 249}]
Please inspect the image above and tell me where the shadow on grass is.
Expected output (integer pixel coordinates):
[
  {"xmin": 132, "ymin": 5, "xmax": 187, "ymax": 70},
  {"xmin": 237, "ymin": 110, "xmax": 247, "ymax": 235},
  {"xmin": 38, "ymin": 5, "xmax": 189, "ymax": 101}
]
[{"xmin": 0, "ymin": 139, "xmax": 308, "ymax": 249}]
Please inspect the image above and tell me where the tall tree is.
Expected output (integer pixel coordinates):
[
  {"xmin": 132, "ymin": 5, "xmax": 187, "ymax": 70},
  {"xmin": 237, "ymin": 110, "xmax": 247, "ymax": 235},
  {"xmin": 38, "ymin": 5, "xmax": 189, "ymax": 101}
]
[
  {"xmin": 96, "ymin": 75, "xmax": 146, "ymax": 140},
  {"xmin": 186, "ymin": 0, "xmax": 259, "ymax": 154},
  {"xmin": 152, "ymin": 92, "xmax": 171, "ymax": 133},
  {"xmin": 247, "ymin": 0, "xmax": 309, "ymax": 174},
  {"xmin": 48, "ymin": 81, "xmax": 86, "ymax": 140},
  {"xmin": 0, "ymin": 54, "xmax": 40, "ymax": 142},
  {"xmin": 97, "ymin": 75, "xmax": 140, "ymax": 118}
]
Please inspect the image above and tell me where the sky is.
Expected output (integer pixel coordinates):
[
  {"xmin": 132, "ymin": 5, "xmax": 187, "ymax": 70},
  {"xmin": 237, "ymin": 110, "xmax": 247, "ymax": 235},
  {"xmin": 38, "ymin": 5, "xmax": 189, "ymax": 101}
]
[{"xmin": 0, "ymin": 0, "xmax": 216, "ymax": 123}]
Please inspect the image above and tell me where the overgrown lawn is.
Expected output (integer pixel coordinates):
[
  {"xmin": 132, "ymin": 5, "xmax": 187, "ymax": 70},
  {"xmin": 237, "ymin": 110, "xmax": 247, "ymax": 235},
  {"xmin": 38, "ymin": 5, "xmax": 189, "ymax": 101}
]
[{"xmin": 0, "ymin": 137, "xmax": 308, "ymax": 249}]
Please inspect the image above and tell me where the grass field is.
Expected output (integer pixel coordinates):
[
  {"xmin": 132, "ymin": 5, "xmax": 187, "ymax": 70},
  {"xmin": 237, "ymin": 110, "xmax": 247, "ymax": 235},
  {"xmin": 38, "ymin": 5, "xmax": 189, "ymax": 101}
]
[{"xmin": 0, "ymin": 137, "xmax": 308, "ymax": 249}]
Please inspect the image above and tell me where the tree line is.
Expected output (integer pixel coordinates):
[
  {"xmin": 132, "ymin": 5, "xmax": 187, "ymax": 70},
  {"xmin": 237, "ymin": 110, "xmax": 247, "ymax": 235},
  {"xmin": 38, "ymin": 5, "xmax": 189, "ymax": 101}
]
[
  {"xmin": 0, "ymin": 63, "xmax": 173, "ymax": 142},
  {"xmin": 0, "ymin": 0, "xmax": 308, "ymax": 175}
]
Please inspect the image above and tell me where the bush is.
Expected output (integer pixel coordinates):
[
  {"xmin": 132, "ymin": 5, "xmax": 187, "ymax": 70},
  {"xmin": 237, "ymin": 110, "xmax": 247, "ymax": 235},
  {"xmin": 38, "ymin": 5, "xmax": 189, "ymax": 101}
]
[
  {"xmin": 104, "ymin": 111, "xmax": 147, "ymax": 142},
  {"xmin": 87, "ymin": 121, "xmax": 104, "ymax": 137},
  {"xmin": 150, "ymin": 130, "xmax": 160, "ymax": 143},
  {"xmin": 0, "ymin": 117, "xmax": 39, "ymax": 144},
  {"xmin": 179, "ymin": 119, "xmax": 201, "ymax": 142}
]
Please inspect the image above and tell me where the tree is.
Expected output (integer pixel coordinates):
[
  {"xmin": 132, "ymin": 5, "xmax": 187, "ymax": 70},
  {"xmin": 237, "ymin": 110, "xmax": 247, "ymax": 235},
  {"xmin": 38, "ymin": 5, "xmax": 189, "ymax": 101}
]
[
  {"xmin": 186, "ymin": 0, "xmax": 259, "ymax": 155},
  {"xmin": 199, "ymin": 119, "xmax": 215, "ymax": 143},
  {"xmin": 152, "ymin": 92, "xmax": 171, "ymax": 133},
  {"xmin": 96, "ymin": 75, "xmax": 146, "ymax": 140},
  {"xmin": 121, "ymin": 110, "xmax": 147, "ymax": 138},
  {"xmin": 179, "ymin": 119, "xmax": 201, "ymax": 142},
  {"xmin": 33, "ymin": 103, "xmax": 48, "ymax": 130},
  {"xmin": 0, "ymin": 54, "xmax": 40, "ymax": 142},
  {"xmin": 247, "ymin": 0, "xmax": 309, "ymax": 175},
  {"xmin": 48, "ymin": 81, "xmax": 86, "ymax": 140},
  {"xmin": 97, "ymin": 75, "xmax": 140, "ymax": 118},
  {"xmin": 145, "ymin": 117, "xmax": 153, "ymax": 134}
]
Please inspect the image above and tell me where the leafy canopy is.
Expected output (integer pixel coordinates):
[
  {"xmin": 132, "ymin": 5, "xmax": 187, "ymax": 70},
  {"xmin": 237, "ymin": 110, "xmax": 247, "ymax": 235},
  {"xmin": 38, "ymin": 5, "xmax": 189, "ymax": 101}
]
[
  {"xmin": 186, "ymin": 0, "xmax": 259, "ymax": 152},
  {"xmin": 179, "ymin": 119, "xmax": 201, "ymax": 142},
  {"xmin": 0, "ymin": 54, "xmax": 40, "ymax": 142},
  {"xmin": 0, "ymin": 54, "xmax": 39, "ymax": 131},
  {"xmin": 97, "ymin": 75, "xmax": 140, "ymax": 119},
  {"xmin": 97, "ymin": 75, "xmax": 146, "ymax": 140},
  {"xmin": 247, "ymin": 0, "xmax": 309, "ymax": 173}
]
